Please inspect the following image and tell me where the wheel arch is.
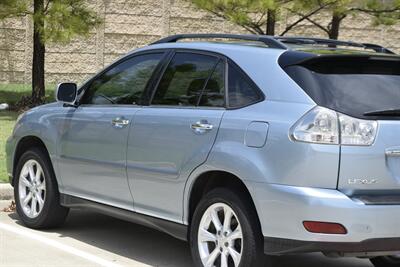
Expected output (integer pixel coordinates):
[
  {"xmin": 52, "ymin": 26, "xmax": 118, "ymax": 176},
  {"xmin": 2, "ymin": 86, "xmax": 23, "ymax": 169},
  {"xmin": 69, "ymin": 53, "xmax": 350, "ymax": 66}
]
[
  {"xmin": 12, "ymin": 135, "xmax": 53, "ymax": 186},
  {"xmin": 185, "ymin": 169, "xmax": 262, "ymax": 232}
]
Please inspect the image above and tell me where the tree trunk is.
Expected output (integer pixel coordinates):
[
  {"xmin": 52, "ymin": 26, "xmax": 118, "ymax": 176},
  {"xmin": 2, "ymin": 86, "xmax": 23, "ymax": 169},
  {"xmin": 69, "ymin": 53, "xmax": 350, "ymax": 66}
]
[
  {"xmin": 328, "ymin": 14, "xmax": 341, "ymax": 40},
  {"xmin": 266, "ymin": 9, "xmax": 276, "ymax": 36},
  {"xmin": 32, "ymin": 0, "xmax": 45, "ymax": 105}
]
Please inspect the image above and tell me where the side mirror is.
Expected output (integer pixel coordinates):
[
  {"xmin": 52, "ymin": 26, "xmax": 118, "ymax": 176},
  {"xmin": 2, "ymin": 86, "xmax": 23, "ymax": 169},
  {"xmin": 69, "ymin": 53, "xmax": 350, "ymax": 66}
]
[{"xmin": 56, "ymin": 83, "xmax": 78, "ymax": 105}]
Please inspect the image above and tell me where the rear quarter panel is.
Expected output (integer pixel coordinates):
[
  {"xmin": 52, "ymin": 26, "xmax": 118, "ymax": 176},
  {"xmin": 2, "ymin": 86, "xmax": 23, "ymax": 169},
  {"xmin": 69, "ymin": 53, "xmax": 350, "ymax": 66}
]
[
  {"xmin": 207, "ymin": 100, "xmax": 340, "ymax": 186},
  {"xmin": 183, "ymin": 100, "xmax": 341, "ymax": 223}
]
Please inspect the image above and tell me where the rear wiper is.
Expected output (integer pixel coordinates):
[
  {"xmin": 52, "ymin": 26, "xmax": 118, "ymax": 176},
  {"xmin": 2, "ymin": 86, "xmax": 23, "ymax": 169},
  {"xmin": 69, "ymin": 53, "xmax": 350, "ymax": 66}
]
[{"xmin": 364, "ymin": 109, "xmax": 400, "ymax": 116}]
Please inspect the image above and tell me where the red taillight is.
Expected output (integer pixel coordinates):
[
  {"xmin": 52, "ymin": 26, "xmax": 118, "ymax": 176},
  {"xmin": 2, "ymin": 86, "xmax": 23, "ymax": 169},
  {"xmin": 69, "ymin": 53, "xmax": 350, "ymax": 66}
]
[{"xmin": 303, "ymin": 221, "xmax": 347, "ymax": 235}]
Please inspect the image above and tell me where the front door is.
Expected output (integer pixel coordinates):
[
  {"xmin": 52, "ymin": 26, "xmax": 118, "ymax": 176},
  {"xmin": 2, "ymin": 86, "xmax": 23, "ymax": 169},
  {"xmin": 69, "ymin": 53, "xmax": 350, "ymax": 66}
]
[
  {"xmin": 57, "ymin": 52, "xmax": 165, "ymax": 210},
  {"xmin": 127, "ymin": 51, "xmax": 226, "ymax": 221}
]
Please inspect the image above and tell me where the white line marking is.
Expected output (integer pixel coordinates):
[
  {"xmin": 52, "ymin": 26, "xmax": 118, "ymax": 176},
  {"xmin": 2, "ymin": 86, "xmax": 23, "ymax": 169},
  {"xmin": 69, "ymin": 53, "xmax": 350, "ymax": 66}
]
[{"xmin": 0, "ymin": 222, "xmax": 124, "ymax": 267}]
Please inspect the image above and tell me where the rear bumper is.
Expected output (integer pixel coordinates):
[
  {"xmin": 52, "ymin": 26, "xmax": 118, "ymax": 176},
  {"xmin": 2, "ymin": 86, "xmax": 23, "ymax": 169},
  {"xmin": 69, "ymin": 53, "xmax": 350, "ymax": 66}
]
[
  {"xmin": 247, "ymin": 182, "xmax": 400, "ymax": 253},
  {"xmin": 264, "ymin": 237, "xmax": 400, "ymax": 256}
]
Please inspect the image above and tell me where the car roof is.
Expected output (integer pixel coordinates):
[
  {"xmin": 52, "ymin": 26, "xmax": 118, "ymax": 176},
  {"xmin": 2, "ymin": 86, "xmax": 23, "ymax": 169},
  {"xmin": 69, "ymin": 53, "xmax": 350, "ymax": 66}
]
[
  {"xmin": 144, "ymin": 34, "xmax": 397, "ymax": 56},
  {"xmin": 131, "ymin": 40, "xmax": 400, "ymax": 68},
  {"xmin": 136, "ymin": 40, "xmax": 400, "ymax": 57}
]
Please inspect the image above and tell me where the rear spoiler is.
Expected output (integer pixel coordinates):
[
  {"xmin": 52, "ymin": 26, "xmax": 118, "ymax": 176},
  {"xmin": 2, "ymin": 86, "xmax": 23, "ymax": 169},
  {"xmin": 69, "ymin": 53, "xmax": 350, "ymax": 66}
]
[{"xmin": 278, "ymin": 50, "xmax": 400, "ymax": 68}]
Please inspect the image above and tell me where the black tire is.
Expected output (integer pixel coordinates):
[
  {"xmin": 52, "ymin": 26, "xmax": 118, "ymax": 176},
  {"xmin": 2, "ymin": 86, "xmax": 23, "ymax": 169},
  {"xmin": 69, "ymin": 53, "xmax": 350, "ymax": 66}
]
[
  {"xmin": 190, "ymin": 187, "xmax": 265, "ymax": 267},
  {"xmin": 371, "ymin": 256, "xmax": 400, "ymax": 267},
  {"xmin": 14, "ymin": 147, "xmax": 69, "ymax": 229}
]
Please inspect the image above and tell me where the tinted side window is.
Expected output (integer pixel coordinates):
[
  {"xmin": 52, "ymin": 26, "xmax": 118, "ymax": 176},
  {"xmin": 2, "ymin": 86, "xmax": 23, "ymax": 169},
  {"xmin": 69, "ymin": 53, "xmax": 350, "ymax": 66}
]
[
  {"xmin": 228, "ymin": 63, "xmax": 262, "ymax": 108},
  {"xmin": 198, "ymin": 60, "xmax": 225, "ymax": 107},
  {"xmin": 82, "ymin": 53, "xmax": 163, "ymax": 105},
  {"xmin": 152, "ymin": 53, "xmax": 219, "ymax": 106}
]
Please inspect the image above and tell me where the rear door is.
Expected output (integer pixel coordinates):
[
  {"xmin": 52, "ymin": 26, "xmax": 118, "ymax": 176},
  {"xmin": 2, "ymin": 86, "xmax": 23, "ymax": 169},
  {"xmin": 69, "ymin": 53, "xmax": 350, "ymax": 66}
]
[
  {"xmin": 285, "ymin": 56, "xmax": 400, "ymax": 195},
  {"xmin": 127, "ymin": 51, "xmax": 226, "ymax": 221}
]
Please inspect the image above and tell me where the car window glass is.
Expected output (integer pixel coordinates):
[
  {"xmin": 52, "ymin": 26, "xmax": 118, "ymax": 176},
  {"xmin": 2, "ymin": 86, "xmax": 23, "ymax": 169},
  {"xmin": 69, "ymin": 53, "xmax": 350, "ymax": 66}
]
[
  {"xmin": 83, "ymin": 53, "xmax": 163, "ymax": 105},
  {"xmin": 198, "ymin": 60, "xmax": 225, "ymax": 107},
  {"xmin": 228, "ymin": 63, "xmax": 262, "ymax": 108},
  {"xmin": 152, "ymin": 53, "xmax": 219, "ymax": 106},
  {"xmin": 284, "ymin": 59, "xmax": 400, "ymax": 119}
]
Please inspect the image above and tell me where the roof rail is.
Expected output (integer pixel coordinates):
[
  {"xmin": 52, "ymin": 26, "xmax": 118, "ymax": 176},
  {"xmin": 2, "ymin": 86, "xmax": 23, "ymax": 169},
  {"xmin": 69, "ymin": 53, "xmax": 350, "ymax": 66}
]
[
  {"xmin": 276, "ymin": 37, "xmax": 395, "ymax": 54},
  {"xmin": 151, "ymin": 34, "xmax": 288, "ymax": 49},
  {"xmin": 151, "ymin": 34, "xmax": 395, "ymax": 55},
  {"xmin": 276, "ymin": 37, "xmax": 365, "ymax": 48},
  {"xmin": 362, "ymin": 43, "xmax": 395, "ymax": 54}
]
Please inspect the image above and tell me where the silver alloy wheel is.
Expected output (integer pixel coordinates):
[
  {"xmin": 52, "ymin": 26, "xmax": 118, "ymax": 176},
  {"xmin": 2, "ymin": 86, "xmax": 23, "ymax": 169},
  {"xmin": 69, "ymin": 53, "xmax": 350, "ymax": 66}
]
[
  {"xmin": 198, "ymin": 203, "xmax": 243, "ymax": 267},
  {"xmin": 18, "ymin": 159, "xmax": 46, "ymax": 218}
]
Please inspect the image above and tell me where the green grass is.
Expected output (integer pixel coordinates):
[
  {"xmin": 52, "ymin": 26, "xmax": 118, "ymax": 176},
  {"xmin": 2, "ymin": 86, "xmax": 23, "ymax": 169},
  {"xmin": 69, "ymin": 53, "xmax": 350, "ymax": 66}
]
[
  {"xmin": 0, "ymin": 83, "xmax": 56, "ymax": 108},
  {"xmin": 0, "ymin": 111, "xmax": 18, "ymax": 183},
  {"xmin": 0, "ymin": 84, "xmax": 55, "ymax": 183}
]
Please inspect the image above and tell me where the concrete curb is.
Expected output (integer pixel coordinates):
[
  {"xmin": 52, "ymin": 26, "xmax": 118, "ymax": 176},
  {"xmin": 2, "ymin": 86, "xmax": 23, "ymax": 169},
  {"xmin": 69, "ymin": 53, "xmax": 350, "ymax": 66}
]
[{"xmin": 0, "ymin": 183, "xmax": 14, "ymax": 200}]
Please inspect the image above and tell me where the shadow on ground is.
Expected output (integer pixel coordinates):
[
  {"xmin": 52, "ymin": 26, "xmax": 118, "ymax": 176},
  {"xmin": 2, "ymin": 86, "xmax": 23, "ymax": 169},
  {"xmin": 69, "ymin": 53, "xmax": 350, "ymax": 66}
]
[{"xmin": 8, "ymin": 210, "xmax": 372, "ymax": 267}]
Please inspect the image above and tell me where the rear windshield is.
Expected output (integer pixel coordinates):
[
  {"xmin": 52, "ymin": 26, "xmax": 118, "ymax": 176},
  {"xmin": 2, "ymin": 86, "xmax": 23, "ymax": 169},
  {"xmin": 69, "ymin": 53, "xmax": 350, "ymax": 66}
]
[{"xmin": 284, "ymin": 57, "xmax": 400, "ymax": 119}]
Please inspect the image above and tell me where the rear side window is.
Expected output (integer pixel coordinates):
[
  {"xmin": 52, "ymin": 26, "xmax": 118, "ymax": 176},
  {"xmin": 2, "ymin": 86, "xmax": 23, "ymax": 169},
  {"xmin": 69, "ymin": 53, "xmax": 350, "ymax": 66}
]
[
  {"xmin": 152, "ymin": 52, "xmax": 220, "ymax": 106},
  {"xmin": 228, "ymin": 63, "xmax": 263, "ymax": 108},
  {"xmin": 285, "ymin": 58, "xmax": 400, "ymax": 119}
]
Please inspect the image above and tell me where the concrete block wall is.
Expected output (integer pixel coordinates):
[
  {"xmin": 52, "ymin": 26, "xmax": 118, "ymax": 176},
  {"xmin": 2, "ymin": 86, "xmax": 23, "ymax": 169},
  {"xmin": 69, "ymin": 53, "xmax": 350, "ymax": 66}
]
[{"xmin": 0, "ymin": 0, "xmax": 399, "ymax": 85}]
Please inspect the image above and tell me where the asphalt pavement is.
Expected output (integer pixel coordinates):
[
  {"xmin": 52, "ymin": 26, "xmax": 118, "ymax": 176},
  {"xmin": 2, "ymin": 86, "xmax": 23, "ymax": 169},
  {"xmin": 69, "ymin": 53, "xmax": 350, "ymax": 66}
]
[{"xmin": 0, "ymin": 204, "xmax": 374, "ymax": 267}]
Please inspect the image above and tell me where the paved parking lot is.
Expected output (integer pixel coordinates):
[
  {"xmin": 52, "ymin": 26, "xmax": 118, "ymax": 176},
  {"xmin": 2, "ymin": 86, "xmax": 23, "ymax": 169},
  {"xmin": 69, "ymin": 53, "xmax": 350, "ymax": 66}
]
[{"xmin": 0, "ymin": 207, "xmax": 373, "ymax": 267}]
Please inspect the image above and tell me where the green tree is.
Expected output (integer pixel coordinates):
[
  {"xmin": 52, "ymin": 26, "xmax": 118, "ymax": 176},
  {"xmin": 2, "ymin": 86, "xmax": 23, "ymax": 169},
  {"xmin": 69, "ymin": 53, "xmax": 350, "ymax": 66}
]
[
  {"xmin": 290, "ymin": 0, "xmax": 400, "ymax": 39},
  {"xmin": 0, "ymin": 0, "xmax": 101, "ymax": 105},
  {"xmin": 191, "ymin": 0, "xmax": 334, "ymax": 36}
]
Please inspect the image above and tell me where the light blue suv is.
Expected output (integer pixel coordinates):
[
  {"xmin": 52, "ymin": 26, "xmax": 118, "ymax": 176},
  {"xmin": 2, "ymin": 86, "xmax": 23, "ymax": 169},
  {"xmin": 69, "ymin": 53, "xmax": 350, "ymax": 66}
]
[{"xmin": 6, "ymin": 34, "xmax": 400, "ymax": 267}]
